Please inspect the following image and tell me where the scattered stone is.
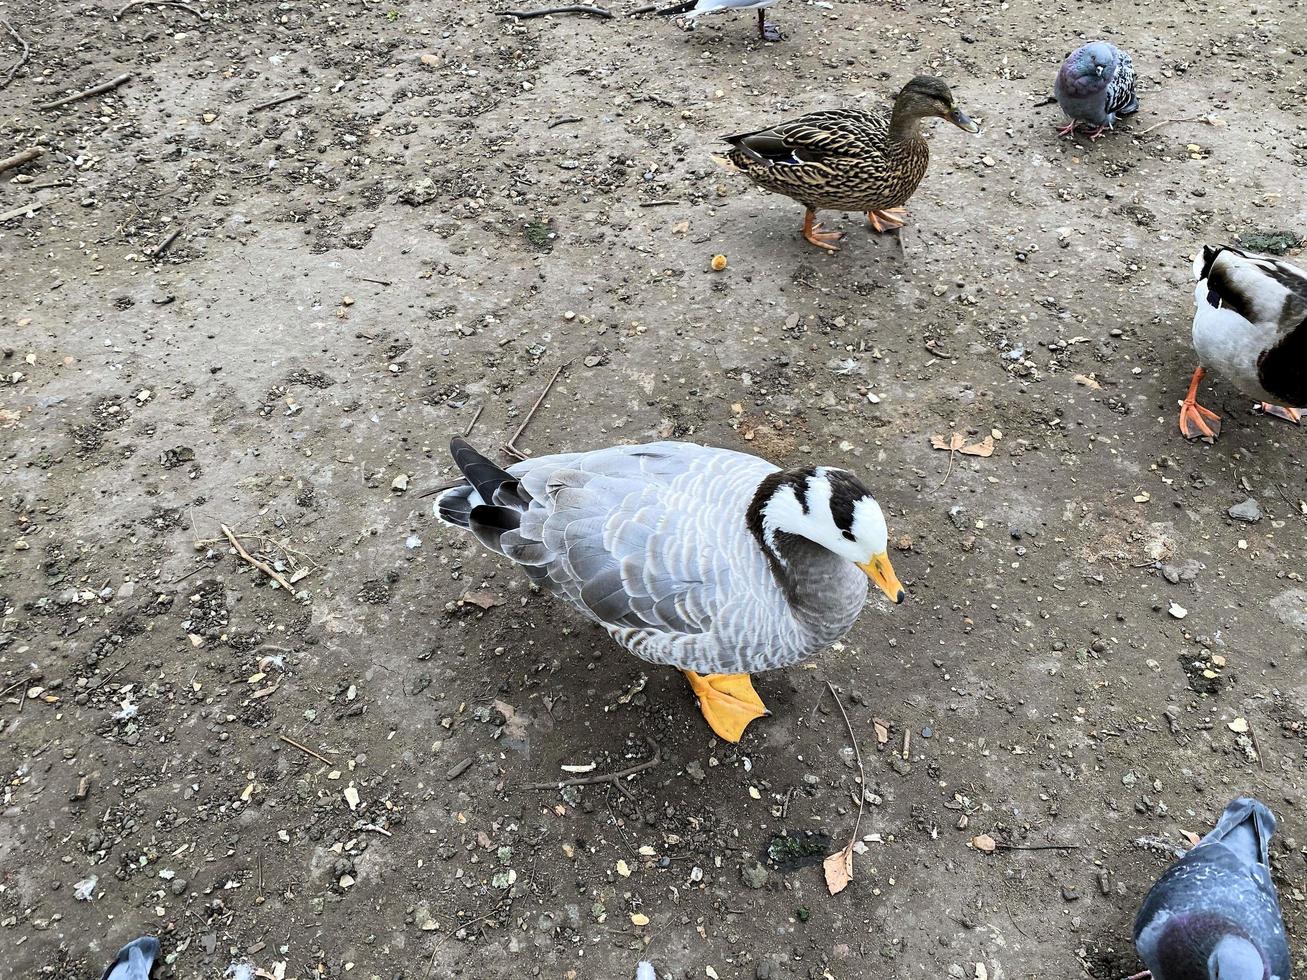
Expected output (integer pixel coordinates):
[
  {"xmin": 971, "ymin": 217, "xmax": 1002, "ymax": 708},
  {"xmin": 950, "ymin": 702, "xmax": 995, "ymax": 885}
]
[{"xmin": 1227, "ymin": 498, "xmax": 1263, "ymax": 523}]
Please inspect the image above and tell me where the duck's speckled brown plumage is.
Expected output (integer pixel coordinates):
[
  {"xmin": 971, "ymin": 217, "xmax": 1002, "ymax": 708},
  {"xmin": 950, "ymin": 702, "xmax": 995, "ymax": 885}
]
[
  {"xmin": 724, "ymin": 105, "xmax": 931, "ymax": 212},
  {"xmin": 721, "ymin": 77, "xmax": 978, "ymax": 233}
]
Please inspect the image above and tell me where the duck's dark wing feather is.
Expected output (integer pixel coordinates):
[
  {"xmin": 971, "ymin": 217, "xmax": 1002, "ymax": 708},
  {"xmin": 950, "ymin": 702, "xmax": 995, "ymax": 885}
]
[{"xmin": 724, "ymin": 108, "xmax": 889, "ymax": 167}]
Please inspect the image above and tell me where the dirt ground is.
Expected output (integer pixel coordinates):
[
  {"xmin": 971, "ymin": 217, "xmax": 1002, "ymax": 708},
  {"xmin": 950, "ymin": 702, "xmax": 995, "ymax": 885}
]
[{"xmin": 1, "ymin": 0, "xmax": 1306, "ymax": 977}]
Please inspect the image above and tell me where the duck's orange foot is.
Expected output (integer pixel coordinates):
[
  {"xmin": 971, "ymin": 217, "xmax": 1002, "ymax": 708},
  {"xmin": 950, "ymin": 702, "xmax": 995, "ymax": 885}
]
[
  {"xmin": 1179, "ymin": 397, "xmax": 1222, "ymax": 441},
  {"xmin": 682, "ymin": 670, "xmax": 768, "ymax": 743},
  {"xmin": 1255, "ymin": 402, "xmax": 1302, "ymax": 425},
  {"xmin": 801, "ymin": 209, "xmax": 842, "ymax": 252},
  {"xmin": 866, "ymin": 208, "xmax": 908, "ymax": 233}
]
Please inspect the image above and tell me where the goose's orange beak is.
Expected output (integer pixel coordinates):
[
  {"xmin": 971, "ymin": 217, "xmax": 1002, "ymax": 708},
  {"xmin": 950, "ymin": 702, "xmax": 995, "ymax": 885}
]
[{"xmin": 858, "ymin": 552, "xmax": 905, "ymax": 604}]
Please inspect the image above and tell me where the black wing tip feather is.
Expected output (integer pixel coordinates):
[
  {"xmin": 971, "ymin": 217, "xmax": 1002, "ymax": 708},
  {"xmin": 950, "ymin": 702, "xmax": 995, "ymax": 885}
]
[{"xmin": 654, "ymin": 0, "xmax": 697, "ymax": 15}]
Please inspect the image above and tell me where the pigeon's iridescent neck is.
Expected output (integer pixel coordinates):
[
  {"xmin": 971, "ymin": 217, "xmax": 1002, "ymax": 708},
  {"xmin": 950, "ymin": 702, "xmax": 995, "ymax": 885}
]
[
  {"xmin": 1058, "ymin": 63, "xmax": 1107, "ymax": 98},
  {"xmin": 1156, "ymin": 914, "xmax": 1266, "ymax": 980}
]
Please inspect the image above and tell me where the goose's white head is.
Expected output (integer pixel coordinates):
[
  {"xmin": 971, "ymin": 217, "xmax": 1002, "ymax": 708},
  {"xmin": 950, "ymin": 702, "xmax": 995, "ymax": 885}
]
[{"xmin": 748, "ymin": 466, "xmax": 905, "ymax": 604}]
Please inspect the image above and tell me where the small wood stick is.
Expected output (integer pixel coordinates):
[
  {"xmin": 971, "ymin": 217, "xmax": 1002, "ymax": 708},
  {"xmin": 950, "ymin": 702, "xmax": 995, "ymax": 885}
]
[
  {"xmin": 0, "ymin": 17, "xmax": 31, "ymax": 92},
  {"xmin": 504, "ymin": 363, "xmax": 566, "ymax": 459},
  {"xmin": 249, "ymin": 91, "xmax": 303, "ymax": 113},
  {"xmin": 521, "ymin": 738, "xmax": 660, "ymax": 790},
  {"xmin": 39, "ymin": 72, "xmax": 134, "ymax": 110},
  {"xmin": 278, "ymin": 733, "xmax": 333, "ymax": 766},
  {"xmin": 151, "ymin": 226, "xmax": 181, "ymax": 258},
  {"xmin": 0, "ymin": 146, "xmax": 41, "ymax": 176},
  {"xmin": 495, "ymin": 4, "xmax": 614, "ymax": 17},
  {"xmin": 114, "ymin": 0, "xmax": 208, "ymax": 20},
  {"xmin": 220, "ymin": 524, "xmax": 296, "ymax": 592}
]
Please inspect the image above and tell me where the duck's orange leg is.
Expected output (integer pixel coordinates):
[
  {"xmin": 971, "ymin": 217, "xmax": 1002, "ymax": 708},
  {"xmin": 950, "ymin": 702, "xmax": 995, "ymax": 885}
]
[
  {"xmin": 1255, "ymin": 402, "xmax": 1302, "ymax": 424},
  {"xmin": 867, "ymin": 208, "xmax": 908, "ymax": 232},
  {"xmin": 1178, "ymin": 366, "xmax": 1222, "ymax": 440},
  {"xmin": 801, "ymin": 209, "xmax": 842, "ymax": 252}
]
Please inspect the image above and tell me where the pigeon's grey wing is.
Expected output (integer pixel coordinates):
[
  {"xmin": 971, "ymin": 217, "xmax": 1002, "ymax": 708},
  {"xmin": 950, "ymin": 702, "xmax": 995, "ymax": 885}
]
[
  {"xmin": 1199, "ymin": 796, "xmax": 1275, "ymax": 869},
  {"xmin": 1106, "ymin": 49, "xmax": 1138, "ymax": 116},
  {"xmin": 102, "ymin": 937, "xmax": 160, "ymax": 980},
  {"xmin": 1135, "ymin": 844, "xmax": 1290, "ymax": 975}
]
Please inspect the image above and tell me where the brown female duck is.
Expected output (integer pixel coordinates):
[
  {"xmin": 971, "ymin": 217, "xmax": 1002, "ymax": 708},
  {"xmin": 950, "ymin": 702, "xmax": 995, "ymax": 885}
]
[{"xmin": 721, "ymin": 76, "xmax": 979, "ymax": 251}]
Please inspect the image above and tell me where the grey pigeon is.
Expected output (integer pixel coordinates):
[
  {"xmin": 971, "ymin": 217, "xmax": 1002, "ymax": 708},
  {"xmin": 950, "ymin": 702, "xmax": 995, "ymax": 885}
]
[
  {"xmin": 1133, "ymin": 797, "xmax": 1290, "ymax": 980},
  {"xmin": 101, "ymin": 936, "xmax": 160, "ymax": 980},
  {"xmin": 1053, "ymin": 40, "xmax": 1138, "ymax": 139}
]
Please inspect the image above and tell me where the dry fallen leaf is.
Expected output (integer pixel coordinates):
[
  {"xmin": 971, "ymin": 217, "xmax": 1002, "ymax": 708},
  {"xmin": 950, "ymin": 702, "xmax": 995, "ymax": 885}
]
[
  {"xmin": 671, "ymin": 220, "xmax": 690, "ymax": 235},
  {"xmin": 616, "ymin": 859, "xmax": 632, "ymax": 878},
  {"xmin": 493, "ymin": 699, "xmax": 529, "ymax": 741},
  {"xmin": 971, "ymin": 834, "xmax": 997, "ymax": 854},
  {"xmin": 872, "ymin": 718, "xmax": 890, "ymax": 745},
  {"xmin": 1073, "ymin": 373, "xmax": 1102, "ymax": 390},
  {"xmin": 629, "ymin": 912, "xmax": 650, "ymax": 927},
  {"xmin": 958, "ymin": 436, "xmax": 995, "ymax": 458},
  {"xmin": 1180, "ymin": 829, "xmax": 1202, "ymax": 847},
  {"xmin": 930, "ymin": 433, "xmax": 965, "ymax": 452},
  {"xmin": 461, "ymin": 590, "xmax": 503, "ymax": 610},
  {"xmin": 823, "ymin": 842, "xmax": 854, "ymax": 895},
  {"xmin": 930, "ymin": 432, "xmax": 994, "ymax": 457}
]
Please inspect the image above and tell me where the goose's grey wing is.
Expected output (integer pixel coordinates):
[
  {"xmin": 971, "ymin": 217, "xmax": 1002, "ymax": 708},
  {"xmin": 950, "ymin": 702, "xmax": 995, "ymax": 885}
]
[{"xmin": 498, "ymin": 443, "xmax": 776, "ymax": 666}]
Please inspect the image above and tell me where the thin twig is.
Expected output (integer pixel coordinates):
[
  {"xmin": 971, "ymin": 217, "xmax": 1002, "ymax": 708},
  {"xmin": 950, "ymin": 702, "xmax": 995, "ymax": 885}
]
[
  {"xmin": 548, "ymin": 115, "xmax": 582, "ymax": 128},
  {"xmin": 249, "ymin": 92, "xmax": 302, "ymax": 113},
  {"xmin": 353, "ymin": 275, "xmax": 392, "ymax": 286},
  {"xmin": 88, "ymin": 664, "xmax": 128, "ymax": 692},
  {"xmin": 114, "ymin": 0, "xmax": 208, "ymax": 20},
  {"xmin": 0, "ymin": 146, "xmax": 41, "ymax": 176},
  {"xmin": 934, "ymin": 445, "xmax": 956, "ymax": 490},
  {"xmin": 495, "ymin": 4, "xmax": 613, "ymax": 16},
  {"xmin": 639, "ymin": 199, "xmax": 679, "ymax": 207},
  {"xmin": 220, "ymin": 524, "xmax": 296, "ymax": 592},
  {"xmin": 417, "ymin": 477, "xmax": 463, "ymax": 500},
  {"xmin": 0, "ymin": 673, "xmax": 37, "ymax": 701},
  {"xmin": 1138, "ymin": 116, "xmax": 1222, "ymax": 136},
  {"xmin": 1249, "ymin": 722, "xmax": 1266, "ymax": 772},
  {"xmin": 278, "ymin": 733, "xmax": 333, "ymax": 766},
  {"xmin": 628, "ymin": 3, "xmax": 657, "ymax": 12},
  {"xmin": 0, "ymin": 200, "xmax": 48, "ymax": 222},
  {"xmin": 151, "ymin": 227, "xmax": 181, "ymax": 258},
  {"xmin": 464, "ymin": 404, "xmax": 484, "ymax": 437},
  {"xmin": 0, "ymin": 17, "xmax": 31, "ymax": 92},
  {"xmin": 826, "ymin": 681, "xmax": 865, "ymax": 845},
  {"xmin": 423, "ymin": 907, "xmax": 504, "ymax": 979},
  {"xmin": 39, "ymin": 72, "xmax": 134, "ymax": 111},
  {"xmin": 521, "ymin": 737, "xmax": 660, "ymax": 790},
  {"xmin": 504, "ymin": 363, "xmax": 566, "ymax": 459}
]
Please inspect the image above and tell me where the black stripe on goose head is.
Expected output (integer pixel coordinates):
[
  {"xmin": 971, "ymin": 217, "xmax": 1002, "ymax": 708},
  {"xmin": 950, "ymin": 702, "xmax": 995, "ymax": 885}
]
[
  {"xmin": 825, "ymin": 469, "xmax": 871, "ymax": 542},
  {"xmin": 746, "ymin": 468, "xmax": 814, "ymax": 547}
]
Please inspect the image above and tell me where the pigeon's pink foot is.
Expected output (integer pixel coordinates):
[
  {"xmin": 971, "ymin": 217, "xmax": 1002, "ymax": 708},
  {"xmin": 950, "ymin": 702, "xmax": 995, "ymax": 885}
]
[
  {"xmin": 1088, "ymin": 124, "xmax": 1109, "ymax": 140},
  {"xmin": 1057, "ymin": 120, "xmax": 1077, "ymax": 137},
  {"xmin": 1255, "ymin": 402, "xmax": 1302, "ymax": 424}
]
